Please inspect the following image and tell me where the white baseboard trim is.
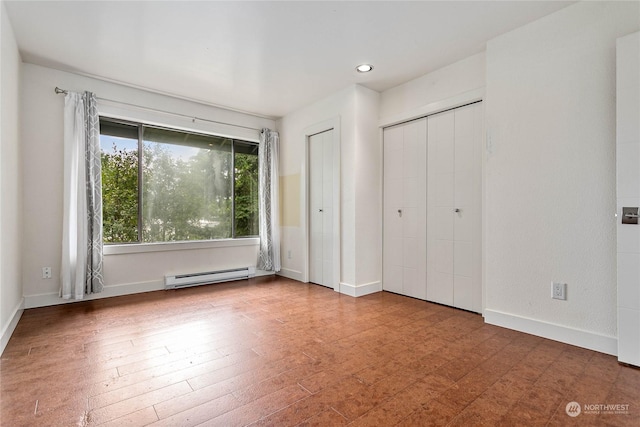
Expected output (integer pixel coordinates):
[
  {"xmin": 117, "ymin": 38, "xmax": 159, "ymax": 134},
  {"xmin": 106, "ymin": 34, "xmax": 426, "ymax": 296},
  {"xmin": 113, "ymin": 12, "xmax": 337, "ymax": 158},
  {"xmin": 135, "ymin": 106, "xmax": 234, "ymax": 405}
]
[
  {"xmin": 24, "ymin": 271, "xmax": 278, "ymax": 310},
  {"xmin": 484, "ymin": 309, "xmax": 617, "ymax": 356},
  {"xmin": 276, "ymin": 268, "xmax": 303, "ymax": 282},
  {"xmin": 1, "ymin": 298, "xmax": 24, "ymax": 356},
  {"xmin": 339, "ymin": 281, "xmax": 382, "ymax": 298},
  {"xmin": 24, "ymin": 280, "xmax": 166, "ymax": 309}
]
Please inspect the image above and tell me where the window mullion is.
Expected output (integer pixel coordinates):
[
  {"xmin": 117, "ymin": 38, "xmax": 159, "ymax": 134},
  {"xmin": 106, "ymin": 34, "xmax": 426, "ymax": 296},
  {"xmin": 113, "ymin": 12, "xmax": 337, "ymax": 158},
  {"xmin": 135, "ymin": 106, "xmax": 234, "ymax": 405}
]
[
  {"xmin": 231, "ymin": 140, "xmax": 236, "ymax": 238},
  {"xmin": 137, "ymin": 124, "xmax": 143, "ymax": 243}
]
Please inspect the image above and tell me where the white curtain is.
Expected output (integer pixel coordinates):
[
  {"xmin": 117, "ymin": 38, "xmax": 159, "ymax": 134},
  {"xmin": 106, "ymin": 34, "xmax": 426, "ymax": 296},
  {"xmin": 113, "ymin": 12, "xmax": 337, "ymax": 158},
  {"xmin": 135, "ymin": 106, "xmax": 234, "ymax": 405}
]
[
  {"xmin": 61, "ymin": 91, "xmax": 104, "ymax": 299},
  {"xmin": 257, "ymin": 128, "xmax": 281, "ymax": 272}
]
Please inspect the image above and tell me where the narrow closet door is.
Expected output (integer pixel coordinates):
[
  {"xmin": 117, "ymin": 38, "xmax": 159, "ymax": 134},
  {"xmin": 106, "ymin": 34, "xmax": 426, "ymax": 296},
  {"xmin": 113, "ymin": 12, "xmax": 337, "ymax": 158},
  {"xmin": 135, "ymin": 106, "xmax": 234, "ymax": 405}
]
[
  {"xmin": 452, "ymin": 103, "xmax": 482, "ymax": 312},
  {"xmin": 309, "ymin": 129, "xmax": 333, "ymax": 288},
  {"xmin": 426, "ymin": 102, "xmax": 482, "ymax": 312},
  {"xmin": 383, "ymin": 119, "xmax": 427, "ymax": 300}
]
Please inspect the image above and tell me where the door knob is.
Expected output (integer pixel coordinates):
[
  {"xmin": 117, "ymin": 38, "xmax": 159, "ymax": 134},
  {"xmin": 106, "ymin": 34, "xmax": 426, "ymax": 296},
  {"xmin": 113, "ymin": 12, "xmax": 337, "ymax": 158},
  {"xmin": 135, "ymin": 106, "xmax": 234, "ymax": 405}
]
[
  {"xmin": 398, "ymin": 209, "xmax": 402, "ymax": 217},
  {"xmin": 454, "ymin": 208, "xmax": 460, "ymax": 213},
  {"xmin": 319, "ymin": 209, "xmax": 323, "ymax": 212}
]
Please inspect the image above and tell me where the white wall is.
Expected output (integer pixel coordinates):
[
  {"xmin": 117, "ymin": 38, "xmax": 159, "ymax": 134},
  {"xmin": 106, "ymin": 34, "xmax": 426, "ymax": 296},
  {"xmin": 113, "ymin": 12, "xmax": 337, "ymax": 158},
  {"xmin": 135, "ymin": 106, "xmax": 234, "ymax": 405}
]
[
  {"xmin": 0, "ymin": 1, "xmax": 24, "ymax": 354},
  {"xmin": 21, "ymin": 63, "xmax": 275, "ymax": 308},
  {"xmin": 276, "ymin": 84, "xmax": 381, "ymax": 295},
  {"xmin": 354, "ymin": 85, "xmax": 382, "ymax": 288},
  {"xmin": 483, "ymin": 1, "xmax": 640, "ymax": 355},
  {"xmin": 380, "ymin": 52, "xmax": 485, "ymax": 123}
]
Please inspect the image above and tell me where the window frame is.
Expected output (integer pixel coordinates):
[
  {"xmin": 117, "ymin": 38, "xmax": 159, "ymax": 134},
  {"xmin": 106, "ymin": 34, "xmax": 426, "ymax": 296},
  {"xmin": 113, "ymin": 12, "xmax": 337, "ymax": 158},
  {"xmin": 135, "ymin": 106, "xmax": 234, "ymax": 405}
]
[{"xmin": 99, "ymin": 116, "xmax": 260, "ymax": 246}]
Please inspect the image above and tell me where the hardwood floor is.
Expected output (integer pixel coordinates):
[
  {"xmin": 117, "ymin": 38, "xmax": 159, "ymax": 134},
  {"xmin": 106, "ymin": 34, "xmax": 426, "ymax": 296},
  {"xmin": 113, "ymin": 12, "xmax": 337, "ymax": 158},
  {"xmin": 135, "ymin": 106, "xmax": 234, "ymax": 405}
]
[{"xmin": 1, "ymin": 276, "xmax": 639, "ymax": 426}]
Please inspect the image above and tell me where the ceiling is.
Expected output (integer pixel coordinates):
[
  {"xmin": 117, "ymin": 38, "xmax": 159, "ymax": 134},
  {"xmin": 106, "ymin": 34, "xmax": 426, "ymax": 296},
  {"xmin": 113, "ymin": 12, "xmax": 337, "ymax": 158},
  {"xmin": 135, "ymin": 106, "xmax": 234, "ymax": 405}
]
[{"xmin": 5, "ymin": 1, "xmax": 574, "ymax": 119}]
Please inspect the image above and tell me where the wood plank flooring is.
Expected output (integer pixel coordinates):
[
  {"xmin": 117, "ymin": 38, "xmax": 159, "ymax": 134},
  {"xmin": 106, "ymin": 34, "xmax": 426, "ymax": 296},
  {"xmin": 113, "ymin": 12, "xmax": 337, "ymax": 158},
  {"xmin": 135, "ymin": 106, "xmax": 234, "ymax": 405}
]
[{"xmin": 1, "ymin": 276, "xmax": 639, "ymax": 426}]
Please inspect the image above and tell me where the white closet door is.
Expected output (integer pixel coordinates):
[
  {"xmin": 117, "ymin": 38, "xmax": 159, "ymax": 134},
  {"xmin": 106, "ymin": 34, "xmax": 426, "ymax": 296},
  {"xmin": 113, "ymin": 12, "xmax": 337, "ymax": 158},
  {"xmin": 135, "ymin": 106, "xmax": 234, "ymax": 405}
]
[
  {"xmin": 383, "ymin": 119, "xmax": 427, "ymax": 299},
  {"xmin": 616, "ymin": 32, "xmax": 640, "ymax": 366},
  {"xmin": 427, "ymin": 103, "xmax": 482, "ymax": 312},
  {"xmin": 309, "ymin": 130, "xmax": 333, "ymax": 287}
]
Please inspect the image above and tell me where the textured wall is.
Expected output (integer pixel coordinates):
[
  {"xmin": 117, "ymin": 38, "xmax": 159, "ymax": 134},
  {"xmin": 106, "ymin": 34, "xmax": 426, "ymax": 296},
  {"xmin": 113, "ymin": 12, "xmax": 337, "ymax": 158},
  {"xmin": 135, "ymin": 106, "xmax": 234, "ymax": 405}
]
[
  {"xmin": 484, "ymin": 1, "xmax": 640, "ymax": 340},
  {"xmin": 380, "ymin": 53, "xmax": 485, "ymax": 122},
  {"xmin": 0, "ymin": 2, "xmax": 23, "ymax": 351}
]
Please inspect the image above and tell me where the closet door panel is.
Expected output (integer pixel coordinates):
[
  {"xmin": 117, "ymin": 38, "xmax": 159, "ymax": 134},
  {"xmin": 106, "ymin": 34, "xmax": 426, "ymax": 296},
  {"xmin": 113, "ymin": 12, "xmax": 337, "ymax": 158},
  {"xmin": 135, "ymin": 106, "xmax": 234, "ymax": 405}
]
[
  {"xmin": 454, "ymin": 241, "xmax": 472, "ymax": 277},
  {"xmin": 403, "ymin": 178, "xmax": 420, "ymax": 208},
  {"xmin": 454, "ymin": 209, "xmax": 473, "ymax": 242},
  {"xmin": 402, "ymin": 207, "xmax": 419, "ymax": 238},
  {"xmin": 322, "ymin": 133, "xmax": 333, "ymax": 209},
  {"xmin": 434, "ymin": 239, "xmax": 454, "ymax": 275},
  {"xmin": 383, "ymin": 126, "xmax": 403, "ymax": 210},
  {"xmin": 426, "ymin": 103, "xmax": 481, "ymax": 312},
  {"xmin": 403, "ymin": 126, "xmax": 420, "ymax": 177},
  {"xmin": 434, "ymin": 114, "xmax": 455, "ymax": 173},
  {"xmin": 430, "ymin": 271, "xmax": 454, "ymax": 306},
  {"xmin": 403, "ymin": 267, "xmax": 420, "ymax": 298},
  {"xmin": 455, "ymin": 136, "xmax": 474, "ymax": 172},
  {"xmin": 427, "ymin": 110, "xmax": 455, "ymax": 305},
  {"xmin": 435, "ymin": 174, "xmax": 455, "ymax": 207},
  {"xmin": 309, "ymin": 134, "xmax": 323, "ymax": 285},
  {"xmin": 383, "ymin": 122, "xmax": 405, "ymax": 296},
  {"xmin": 384, "ymin": 230, "xmax": 403, "ymax": 294},
  {"xmin": 383, "ymin": 119, "xmax": 427, "ymax": 300},
  {"xmin": 385, "ymin": 150, "xmax": 403, "ymax": 180},
  {"xmin": 403, "ymin": 237, "xmax": 420, "ymax": 269},
  {"xmin": 433, "ymin": 207, "xmax": 454, "ymax": 240},
  {"xmin": 309, "ymin": 129, "xmax": 334, "ymax": 288},
  {"xmin": 454, "ymin": 275, "xmax": 473, "ymax": 311},
  {"xmin": 383, "ymin": 261, "xmax": 403, "ymax": 294},
  {"xmin": 385, "ymin": 207, "xmax": 403, "ymax": 237},
  {"xmin": 455, "ymin": 168, "xmax": 473, "ymax": 207},
  {"xmin": 385, "ymin": 178, "xmax": 402, "ymax": 208}
]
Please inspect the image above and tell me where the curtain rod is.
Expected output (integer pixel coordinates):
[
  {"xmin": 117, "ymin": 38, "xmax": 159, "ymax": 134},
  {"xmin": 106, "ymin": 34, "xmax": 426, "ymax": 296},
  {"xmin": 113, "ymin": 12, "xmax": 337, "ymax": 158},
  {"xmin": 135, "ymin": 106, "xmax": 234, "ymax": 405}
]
[{"xmin": 54, "ymin": 86, "xmax": 263, "ymax": 132}]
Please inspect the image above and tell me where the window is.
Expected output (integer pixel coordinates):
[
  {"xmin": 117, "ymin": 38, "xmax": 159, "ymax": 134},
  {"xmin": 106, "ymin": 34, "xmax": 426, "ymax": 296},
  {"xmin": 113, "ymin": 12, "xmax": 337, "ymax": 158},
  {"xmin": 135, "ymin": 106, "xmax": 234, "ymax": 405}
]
[{"xmin": 100, "ymin": 118, "xmax": 259, "ymax": 244}]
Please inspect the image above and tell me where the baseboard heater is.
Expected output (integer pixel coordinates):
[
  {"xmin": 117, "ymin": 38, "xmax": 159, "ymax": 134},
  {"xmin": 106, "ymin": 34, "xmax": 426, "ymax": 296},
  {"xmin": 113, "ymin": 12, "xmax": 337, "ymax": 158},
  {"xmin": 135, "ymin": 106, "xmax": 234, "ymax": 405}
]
[{"xmin": 165, "ymin": 266, "xmax": 256, "ymax": 290}]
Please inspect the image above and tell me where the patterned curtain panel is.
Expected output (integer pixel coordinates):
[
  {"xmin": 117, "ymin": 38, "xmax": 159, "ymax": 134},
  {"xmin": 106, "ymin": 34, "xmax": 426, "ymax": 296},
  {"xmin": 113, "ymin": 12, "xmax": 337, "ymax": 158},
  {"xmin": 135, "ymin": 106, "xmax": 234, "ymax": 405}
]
[
  {"xmin": 257, "ymin": 129, "xmax": 281, "ymax": 272},
  {"xmin": 61, "ymin": 91, "xmax": 104, "ymax": 300},
  {"xmin": 84, "ymin": 92, "xmax": 104, "ymax": 295}
]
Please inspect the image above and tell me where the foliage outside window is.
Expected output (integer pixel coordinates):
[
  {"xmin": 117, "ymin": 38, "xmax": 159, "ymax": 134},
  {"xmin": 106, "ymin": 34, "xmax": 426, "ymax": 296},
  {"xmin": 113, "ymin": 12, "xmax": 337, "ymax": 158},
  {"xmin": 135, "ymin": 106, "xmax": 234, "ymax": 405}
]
[{"xmin": 100, "ymin": 118, "xmax": 259, "ymax": 244}]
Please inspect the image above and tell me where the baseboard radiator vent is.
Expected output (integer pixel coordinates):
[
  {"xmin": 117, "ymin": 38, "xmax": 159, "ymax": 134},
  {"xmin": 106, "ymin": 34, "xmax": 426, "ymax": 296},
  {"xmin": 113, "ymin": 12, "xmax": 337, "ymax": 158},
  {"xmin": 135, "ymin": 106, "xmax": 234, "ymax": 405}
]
[{"xmin": 165, "ymin": 266, "xmax": 256, "ymax": 290}]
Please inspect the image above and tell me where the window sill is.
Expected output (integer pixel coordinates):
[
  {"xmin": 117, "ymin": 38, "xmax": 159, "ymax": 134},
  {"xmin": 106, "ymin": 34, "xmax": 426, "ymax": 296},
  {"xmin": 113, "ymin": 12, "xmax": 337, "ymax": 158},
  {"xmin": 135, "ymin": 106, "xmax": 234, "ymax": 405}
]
[{"xmin": 104, "ymin": 238, "xmax": 260, "ymax": 256}]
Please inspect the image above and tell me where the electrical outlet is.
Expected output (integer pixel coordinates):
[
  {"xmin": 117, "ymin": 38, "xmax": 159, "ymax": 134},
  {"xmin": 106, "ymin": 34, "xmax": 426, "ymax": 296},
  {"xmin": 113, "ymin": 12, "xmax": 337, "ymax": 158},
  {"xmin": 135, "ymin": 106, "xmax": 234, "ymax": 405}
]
[
  {"xmin": 42, "ymin": 267, "xmax": 52, "ymax": 279},
  {"xmin": 287, "ymin": 250, "xmax": 292, "ymax": 259},
  {"xmin": 552, "ymin": 282, "xmax": 566, "ymax": 300}
]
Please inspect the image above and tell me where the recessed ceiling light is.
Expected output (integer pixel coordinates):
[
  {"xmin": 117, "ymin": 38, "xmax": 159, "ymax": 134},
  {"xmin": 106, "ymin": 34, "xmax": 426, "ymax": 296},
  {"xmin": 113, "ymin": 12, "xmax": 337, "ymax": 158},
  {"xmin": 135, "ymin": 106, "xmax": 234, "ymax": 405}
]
[{"xmin": 356, "ymin": 64, "xmax": 374, "ymax": 73}]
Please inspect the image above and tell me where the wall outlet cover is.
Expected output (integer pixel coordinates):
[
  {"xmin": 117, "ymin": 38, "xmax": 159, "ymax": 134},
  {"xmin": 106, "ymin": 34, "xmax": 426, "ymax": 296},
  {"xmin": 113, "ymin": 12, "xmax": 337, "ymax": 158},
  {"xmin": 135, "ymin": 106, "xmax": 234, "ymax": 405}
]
[{"xmin": 552, "ymin": 282, "xmax": 566, "ymax": 300}]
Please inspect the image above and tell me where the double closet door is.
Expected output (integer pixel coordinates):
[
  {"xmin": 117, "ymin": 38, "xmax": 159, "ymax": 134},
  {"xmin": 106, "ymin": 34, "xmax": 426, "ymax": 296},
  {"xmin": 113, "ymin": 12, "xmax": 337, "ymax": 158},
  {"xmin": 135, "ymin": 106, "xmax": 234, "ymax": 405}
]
[{"xmin": 382, "ymin": 102, "xmax": 482, "ymax": 313}]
